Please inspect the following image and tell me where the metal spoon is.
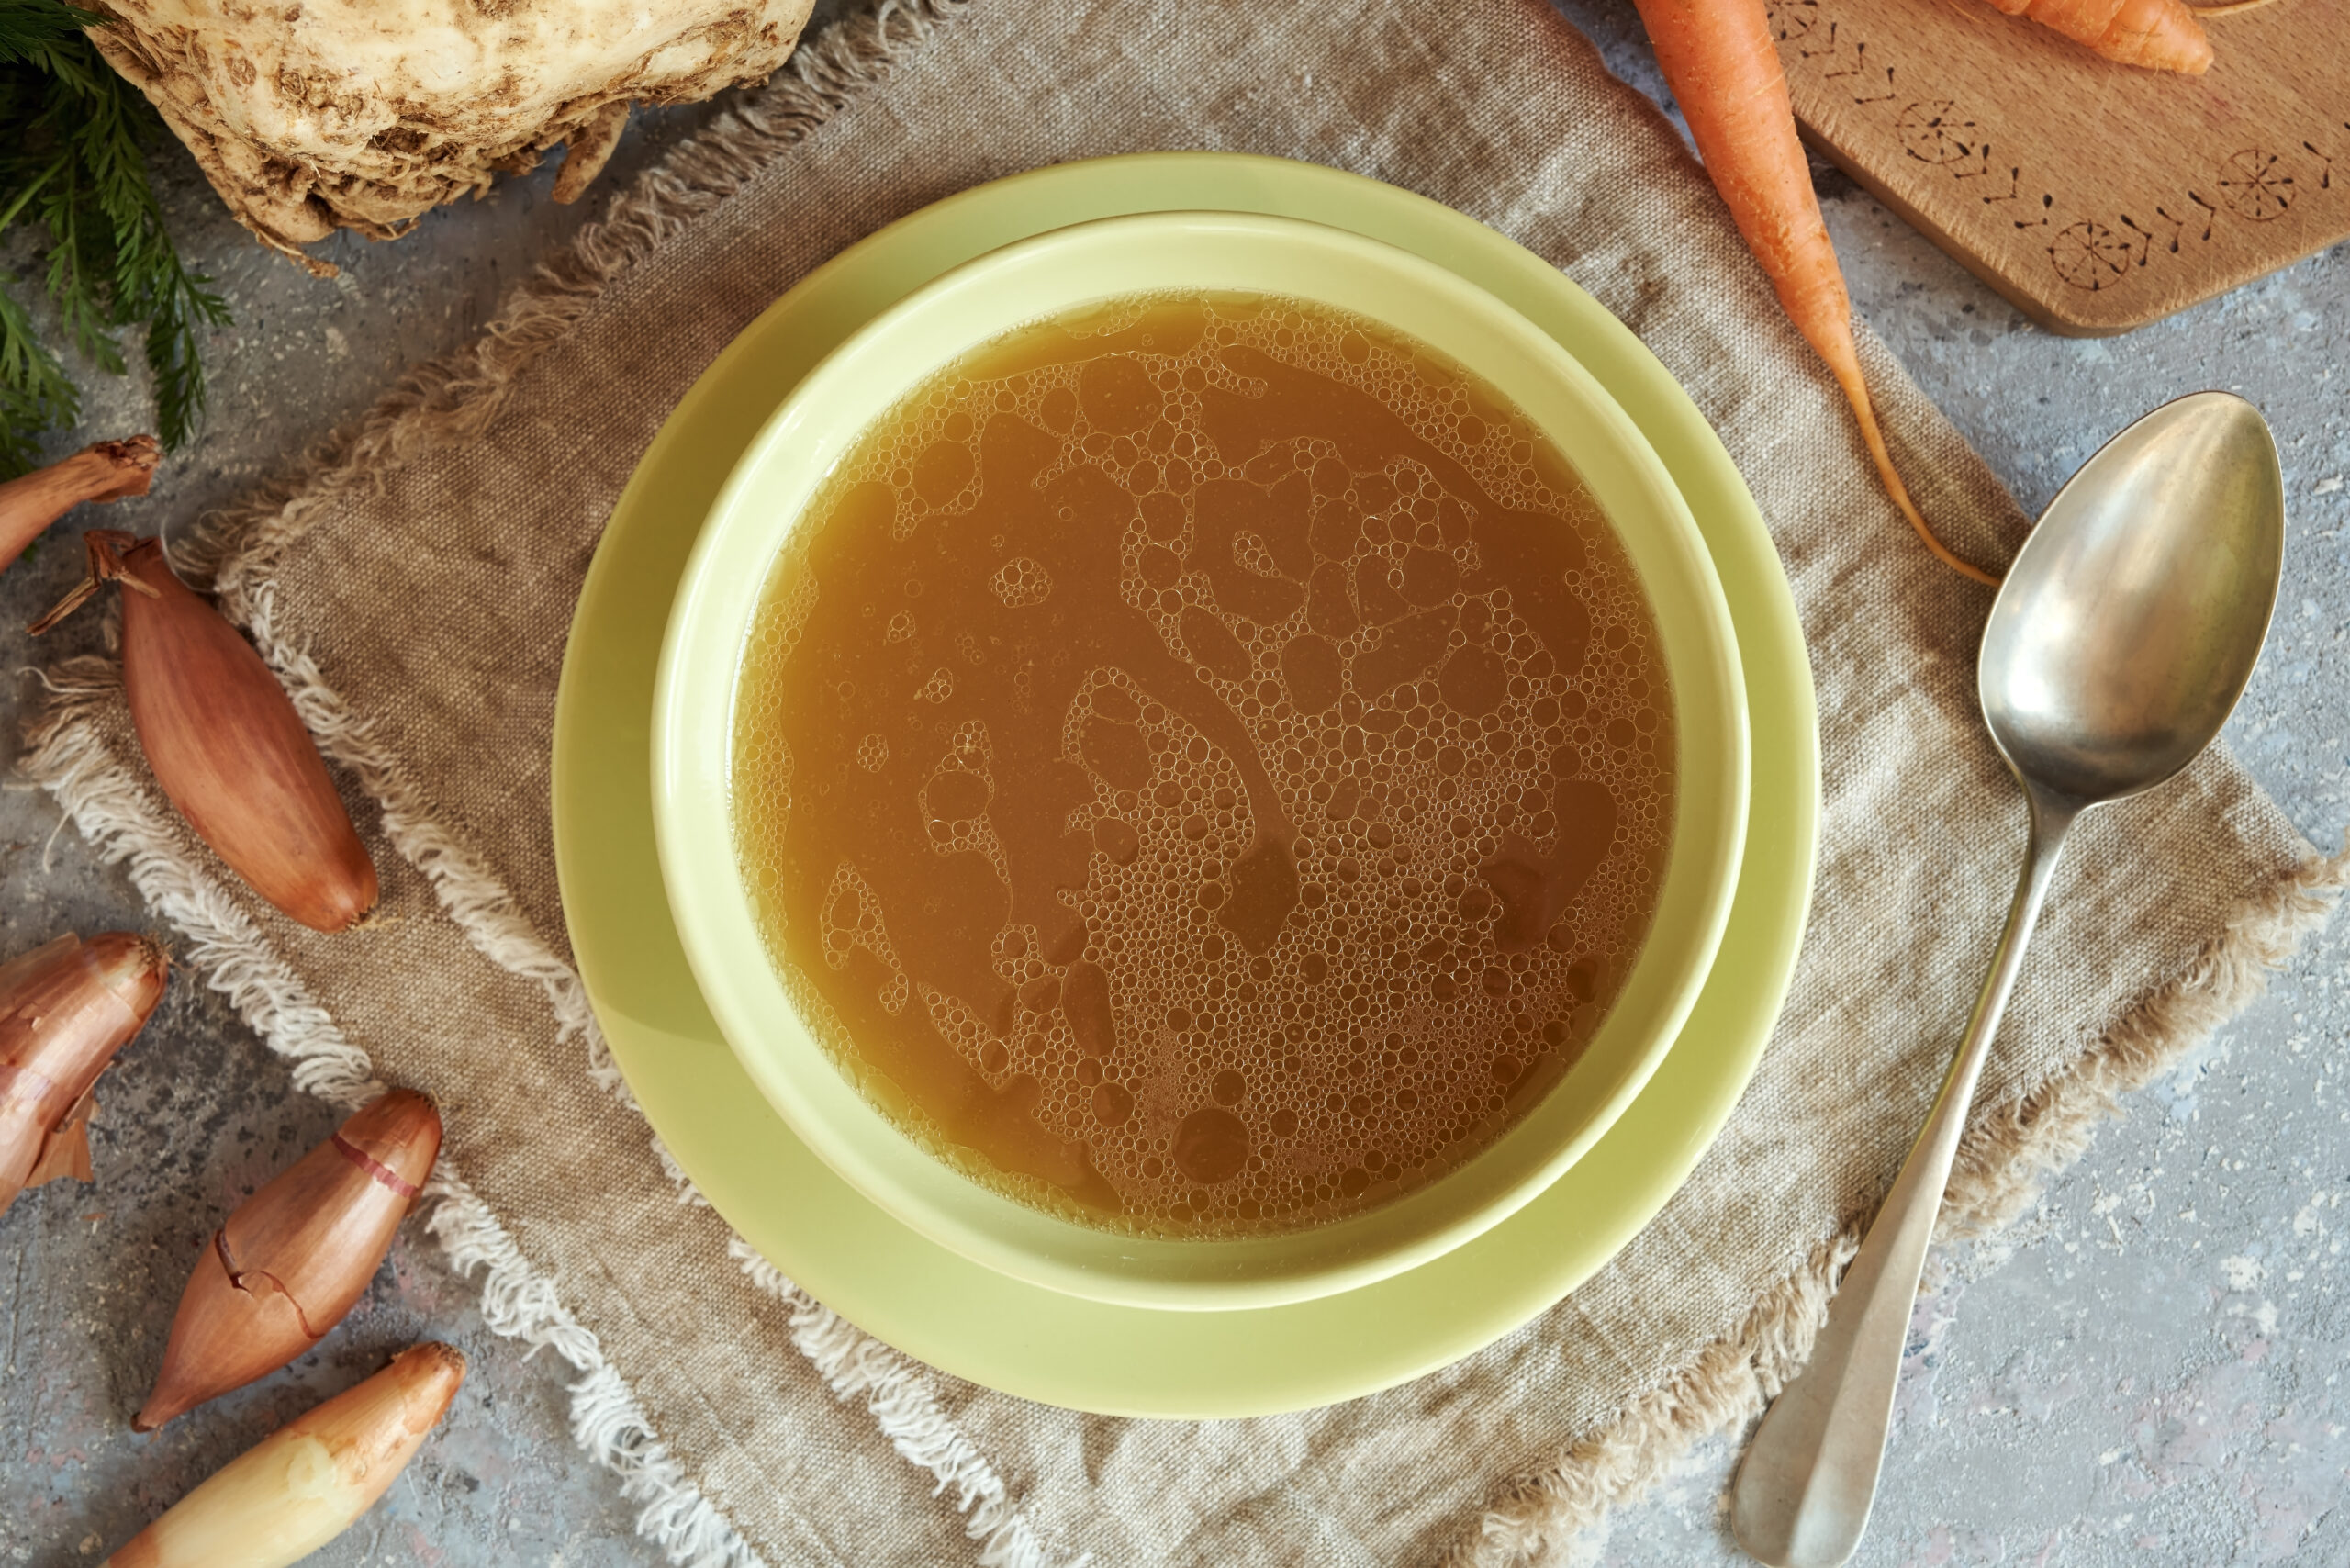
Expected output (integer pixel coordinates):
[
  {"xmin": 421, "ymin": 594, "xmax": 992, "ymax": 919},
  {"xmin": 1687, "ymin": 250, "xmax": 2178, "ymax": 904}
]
[{"xmin": 1729, "ymin": 392, "xmax": 2285, "ymax": 1568}]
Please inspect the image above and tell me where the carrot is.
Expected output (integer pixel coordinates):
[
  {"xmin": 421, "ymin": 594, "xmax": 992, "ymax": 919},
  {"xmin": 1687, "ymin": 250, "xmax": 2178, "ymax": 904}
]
[
  {"xmin": 1977, "ymin": 0, "xmax": 2213, "ymax": 73},
  {"xmin": 1630, "ymin": 0, "xmax": 2000, "ymax": 586}
]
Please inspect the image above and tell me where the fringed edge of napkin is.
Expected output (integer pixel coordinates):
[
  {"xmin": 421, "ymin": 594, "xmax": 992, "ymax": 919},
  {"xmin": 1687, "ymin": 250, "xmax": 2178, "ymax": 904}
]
[
  {"xmin": 19, "ymin": 666, "xmax": 1069, "ymax": 1568},
  {"xmin": 18, "ymin": 6, "xmax": 1076, "ymax": 1568},
  {"xmin": 1447, "ymin": 838, "xmax": 2349, "ymax": 1566}
]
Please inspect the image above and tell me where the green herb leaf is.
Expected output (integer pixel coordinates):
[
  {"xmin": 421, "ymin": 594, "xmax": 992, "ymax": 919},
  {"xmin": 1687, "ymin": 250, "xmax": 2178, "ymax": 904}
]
[
  {"xmin": 0, "ymin": 0, "xmax": 229, "ymax": 476},
  {"xmin": 0, "ymin": 283, "xmax": 78, "ymax": 475},
  {"xmin": 0, "ymin": 0, "xmax": 105, "ymax": 68}
]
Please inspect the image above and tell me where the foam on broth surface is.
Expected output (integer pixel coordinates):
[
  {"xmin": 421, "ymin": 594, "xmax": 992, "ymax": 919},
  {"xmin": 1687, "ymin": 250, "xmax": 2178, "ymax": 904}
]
[{"xmin": 732, "ymin": 293, "xmax": 1673, "ymax": 1238}]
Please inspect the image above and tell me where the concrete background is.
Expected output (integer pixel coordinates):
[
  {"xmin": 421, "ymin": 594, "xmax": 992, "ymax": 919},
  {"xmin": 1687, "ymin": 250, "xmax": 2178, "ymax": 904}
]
[{"xmin": 2, "ymin": 2, "xmax": 2344, "ymax": 1562}]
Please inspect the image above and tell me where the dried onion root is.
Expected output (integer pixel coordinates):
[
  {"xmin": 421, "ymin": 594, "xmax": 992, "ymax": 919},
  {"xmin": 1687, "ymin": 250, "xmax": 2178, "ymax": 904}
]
[
  {"xmin": 105, "ymin": 1342, "xmax": 466, "ymax": 1567},
  {"xmin": 0, "ymin": 932, "xmax": 170, "ymax": 1217},
  {"xmin": 33, "ymin": 532, "xmax": 380, "ymax": 932}
]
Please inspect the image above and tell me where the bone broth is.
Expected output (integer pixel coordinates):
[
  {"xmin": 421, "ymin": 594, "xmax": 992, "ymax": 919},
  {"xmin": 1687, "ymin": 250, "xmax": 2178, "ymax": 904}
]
[{"xmin": 732, "ymin": 294, "xmax": 1673, "ymax": 1237}]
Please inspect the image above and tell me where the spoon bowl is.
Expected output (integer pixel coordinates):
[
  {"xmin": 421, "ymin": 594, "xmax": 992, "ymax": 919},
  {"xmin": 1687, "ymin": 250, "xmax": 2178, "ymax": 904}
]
[{"xmin": 1982, "ymin": 391, "xmax": 2284, "ymax": 805}]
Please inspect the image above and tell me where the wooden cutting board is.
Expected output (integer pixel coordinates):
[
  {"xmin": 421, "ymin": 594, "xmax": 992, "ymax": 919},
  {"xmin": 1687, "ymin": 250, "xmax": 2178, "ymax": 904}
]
[{"xmin": 1770, "ymin": 0, "xmax": 2350, "ymax": 335}]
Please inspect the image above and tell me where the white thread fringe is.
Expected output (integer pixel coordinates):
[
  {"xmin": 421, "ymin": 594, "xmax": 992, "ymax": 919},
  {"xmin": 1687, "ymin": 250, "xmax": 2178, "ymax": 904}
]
[
  {"xmin": 731, "ymin": 1239, "xmax": 1073, "ymax": 1568},
  {"xmin": 20, "ymin": 658, "xmax": 381, "ymax": 1109},
  {"xmin": 426, "ymin": 1171, "xmax": 764, "ymax": 1568}
]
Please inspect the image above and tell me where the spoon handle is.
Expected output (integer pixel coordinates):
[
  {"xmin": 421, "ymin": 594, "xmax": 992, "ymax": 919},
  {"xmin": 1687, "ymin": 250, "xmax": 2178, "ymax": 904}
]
[{"xmin": 1730, "ymin": 791, "xmax": 2077, "ymax": 1568}]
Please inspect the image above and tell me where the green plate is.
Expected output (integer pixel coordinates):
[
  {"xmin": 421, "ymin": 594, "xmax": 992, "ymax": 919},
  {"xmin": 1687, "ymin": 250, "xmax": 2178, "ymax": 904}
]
[{"xmin": 553, "ymin": 153, "xmax": 1818, "ymax": 1417}]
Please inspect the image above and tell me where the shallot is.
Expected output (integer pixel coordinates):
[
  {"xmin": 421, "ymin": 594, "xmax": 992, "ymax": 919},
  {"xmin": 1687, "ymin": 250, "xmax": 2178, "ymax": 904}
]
[
  {"xmin": 138, "ymin": 1088, "xmax": 442, "ymax": 1430},
  {"xmin": 105, "ymin": 1342, "xmax": 466, "ymax": 1568},
  {"xmin": 0, "ymin": 932, "xmax": 170, "ymax": 1218},
  {"xmin": 34, "ymin": 531, "xmax": 380, "ymax": 932}
]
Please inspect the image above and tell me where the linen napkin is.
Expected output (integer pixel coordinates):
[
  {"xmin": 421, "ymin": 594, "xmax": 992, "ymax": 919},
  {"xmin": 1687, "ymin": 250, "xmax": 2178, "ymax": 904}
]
[{"xmin": 25, "ymin": 0, "xmax": 2342, "ymax": 1562}]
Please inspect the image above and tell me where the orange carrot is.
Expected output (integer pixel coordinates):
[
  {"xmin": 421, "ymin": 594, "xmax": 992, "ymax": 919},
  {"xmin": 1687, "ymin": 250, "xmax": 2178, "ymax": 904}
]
[
  {"xmin": 1630, "ymin": 0, "xmax": 1999, "ymax": 586},
  {"xmin": 1977, "ymin": 0, "xmax": 2213, "ymax": 73}
]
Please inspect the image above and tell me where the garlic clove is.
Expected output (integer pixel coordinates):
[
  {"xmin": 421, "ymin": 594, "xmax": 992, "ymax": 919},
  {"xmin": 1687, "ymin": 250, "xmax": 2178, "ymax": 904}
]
[
  {"xmin": 137, "ymin": 1089, "xmax": 441, "ymax": 1431},
  {"xmin": 105, "ymin": 1341, "xmax": 466, "ymax": 1568}
]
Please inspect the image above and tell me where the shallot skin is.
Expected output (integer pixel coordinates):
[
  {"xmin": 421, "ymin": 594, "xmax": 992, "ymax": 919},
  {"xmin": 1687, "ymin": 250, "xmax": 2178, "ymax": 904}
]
[
  {"xmin": 106, "ymin": 1341, "xmax": 466, "ymax": 1568},
  {"xmin": 0, "ymin": 436, "xmax": 160, "ymax": 571},
  {"xmin": 111, "ymin": 534, "xmax": 380, "ymax": 932},
  {"xmin": 0, "ymin": 932, "xmax": 170, "ymax": 1218},
  {"xmin": 137, "ymin": 1088, "xmax": 442, "ymax": 1431}
]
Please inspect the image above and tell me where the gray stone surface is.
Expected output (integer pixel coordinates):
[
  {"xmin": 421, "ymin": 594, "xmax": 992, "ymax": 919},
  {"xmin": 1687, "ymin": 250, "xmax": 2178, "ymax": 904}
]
[{"xmin": 2, "ymin": 5, "xmax": 2344, "ymax": 1563}]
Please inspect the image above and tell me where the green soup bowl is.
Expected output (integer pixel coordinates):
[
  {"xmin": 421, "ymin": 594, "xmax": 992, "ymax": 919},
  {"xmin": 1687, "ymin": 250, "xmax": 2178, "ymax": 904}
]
[{"xmin": 654, "ymin": 210, "xmax": 1748, "ymax": 1311}]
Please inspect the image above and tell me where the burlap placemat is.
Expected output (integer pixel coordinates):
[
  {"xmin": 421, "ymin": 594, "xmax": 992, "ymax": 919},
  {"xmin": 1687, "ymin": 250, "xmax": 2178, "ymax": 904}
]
[{"xmin": 24, "ymin": 0, "xmax": 2345, "ymax": 1562}]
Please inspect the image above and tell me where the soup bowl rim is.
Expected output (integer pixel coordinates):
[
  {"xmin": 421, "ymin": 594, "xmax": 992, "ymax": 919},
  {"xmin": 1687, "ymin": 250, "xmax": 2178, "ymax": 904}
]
[{"xmin": 652, "ymin": 209, "xmax": 1749, "ymax": 1311}]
